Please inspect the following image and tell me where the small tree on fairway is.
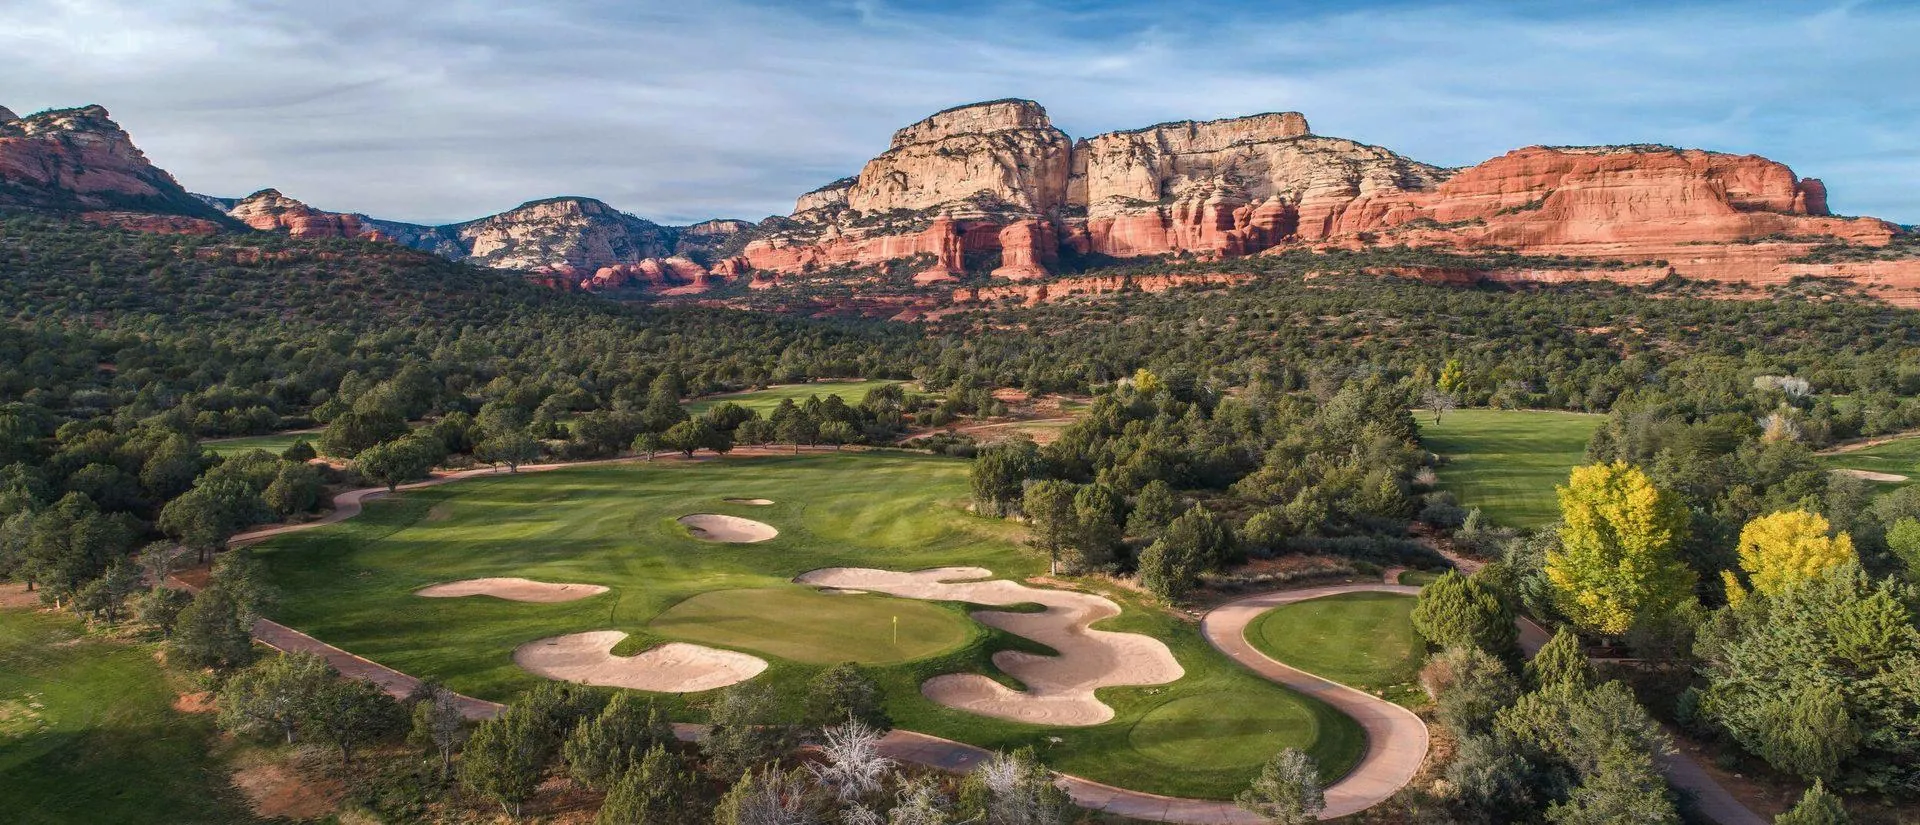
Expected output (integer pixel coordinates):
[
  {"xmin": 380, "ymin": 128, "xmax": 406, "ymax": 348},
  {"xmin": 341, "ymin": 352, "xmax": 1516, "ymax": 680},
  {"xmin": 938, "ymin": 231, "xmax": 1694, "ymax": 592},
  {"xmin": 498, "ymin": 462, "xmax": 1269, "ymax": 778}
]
[
  {"xmin": 1138, "ymin": 536, "xmax": 1200, "ymax": 600},
  {"xmin": 460, "ymin": 705, "xmax": 556, "ymax": 818},
  {"xmin": 476, "ymin": 431, "xmax": 539, "ymax": 473},
  {"xmin": 1022, "ymin": 480, "xmax": 1079, "ymax": 574},
  {"xmin": 281, "ymin": 439, "xmax": 318, "ymax": 462},
  {"xmin": 1235, "ymin": 748, "xmax": 1325, "ymax": 825},
  {"xmin": 73, "ymin": 560, "xmax": 141, "ymax": 624},
  {"xmin": 1525, "ymin": 627, "xmax": 1594, "ymax": 691},
  {"xmin": 409, "ymin": 682, "xmax": 469, "ymax": 780},
  {"xmin": 305, "ymin": 678, "xmax": 406, "ymax": 768},
  {"xmin": 632, "ymin": 431, "xmax": 663, "ymax": 461},
  {"xmin": 1775, "ymin": 780, "xmax": 1850, "ymax": 825},
  {"xmin": 354, "ymin": 435, "xmax": 439, "ymax": 492},
  {"xmin": 218, "ymin": 651, "xmax": 335, "ymax": 744},
  {"xmin": 804, "ymin": 662, "xmax": 891, "ymax": 731}
]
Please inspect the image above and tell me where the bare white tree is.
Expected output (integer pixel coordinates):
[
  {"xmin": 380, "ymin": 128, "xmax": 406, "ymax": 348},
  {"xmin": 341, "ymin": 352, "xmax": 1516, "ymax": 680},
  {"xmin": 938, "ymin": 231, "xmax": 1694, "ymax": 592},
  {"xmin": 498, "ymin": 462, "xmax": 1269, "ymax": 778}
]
[
  {"xmin": 808, "ymin": 721, "xmax": 895, "ymax": 805},
  {"xmin": 887, "ymin": 777, "xmax": 950, "ymax": 825},
  {"xmin": 970, "ymin": 750, "xmax": 1072, "ymax": 825},
  {"xmin": 1421, "ymin": 386, "xmax": 1457, "ymax": 424},
  {"xmin": 1235, "ymin": 748, "xmax": 1325, "ymax": 825},
  {"xmin": 1760, "ymin": 410, "xmax": 1803, "ymax": 443},
  {"xmin": 722, "ymin": 766, "xmax": 822, "ymax": 825},
  {"xmin": 841, "ymin": 805, "xmax": 884, "ymax": 825}
]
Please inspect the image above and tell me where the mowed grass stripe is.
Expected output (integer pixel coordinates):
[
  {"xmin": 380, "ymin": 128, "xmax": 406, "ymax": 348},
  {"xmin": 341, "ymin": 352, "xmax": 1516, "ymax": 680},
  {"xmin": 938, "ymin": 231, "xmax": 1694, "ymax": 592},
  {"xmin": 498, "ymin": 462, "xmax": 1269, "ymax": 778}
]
[
  {"xmin": 683, "ymin": 380, "xmax": 904, "ymax": 416},
  {"xmin": 1419, "ymin": 408, "xmax": 1601, "ymax": 527}
]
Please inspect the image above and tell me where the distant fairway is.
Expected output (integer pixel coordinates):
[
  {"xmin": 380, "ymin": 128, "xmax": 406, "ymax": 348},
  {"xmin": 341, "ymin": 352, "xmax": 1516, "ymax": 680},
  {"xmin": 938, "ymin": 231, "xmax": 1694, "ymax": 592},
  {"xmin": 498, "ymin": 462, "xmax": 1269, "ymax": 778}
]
[
  {"xmin": 1419, "ymin": 409, "xmax": 1601, "ymax": 528},
  {"xmin": 684, "ymin": 380, "xmax": 905, "ymax": 415},
  {"xmin": 204, "ymin": 430, "xmax": 317, "ymax": 457},
  {"xmin": 1821, "ymin": 433, "xmax": 1920, "ymax": 487},
  {"xmin": 251, "ymin": 451, "xmax": 1361, "ymax": 799}
]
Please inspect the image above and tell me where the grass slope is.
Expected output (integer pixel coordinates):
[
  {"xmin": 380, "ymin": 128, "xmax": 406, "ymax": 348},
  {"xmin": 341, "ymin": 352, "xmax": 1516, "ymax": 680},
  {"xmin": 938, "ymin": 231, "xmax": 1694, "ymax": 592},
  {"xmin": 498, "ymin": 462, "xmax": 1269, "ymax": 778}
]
[
  {"xmin": 0, "ymin": 608, "xmax": 253, "ymax": 824},
  {"xmin": 1419, "ymin": 409, "xmax": 1602, "ymax": 527},
  {"xmin": 1246, "ymin": 592, "xmax": 1425, "ymax": 706},
  {"xmin": 251, "ymin": 451, "xmax": 1361, "ymax": 798},
  {"xmin": 684, "ymin": 380, "xmax": 903, "ymax": 416},
  {"xmin": 204, "ymin": 431, "xmax": 316, "ymax": 458}
]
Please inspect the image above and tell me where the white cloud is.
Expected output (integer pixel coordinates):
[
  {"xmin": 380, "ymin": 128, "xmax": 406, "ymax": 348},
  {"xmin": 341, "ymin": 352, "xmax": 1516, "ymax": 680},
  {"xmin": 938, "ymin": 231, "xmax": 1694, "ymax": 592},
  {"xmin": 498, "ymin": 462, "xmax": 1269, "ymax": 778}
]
[{"xmin": 1, "ymin": 0, "xmax": 1913, "ymax": 225}]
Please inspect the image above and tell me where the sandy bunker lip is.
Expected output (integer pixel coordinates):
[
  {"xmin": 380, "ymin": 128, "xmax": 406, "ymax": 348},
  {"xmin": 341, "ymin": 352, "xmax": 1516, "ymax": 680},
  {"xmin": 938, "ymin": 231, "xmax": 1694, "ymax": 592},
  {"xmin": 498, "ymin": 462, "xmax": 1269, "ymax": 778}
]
[
  {"xmin": 722, "ymin": 498, "xmax": 775, "ymax": 505},
  {"xmin": 794, "ymin": 566, "xmax": 1185, "ymax": 726},
  {"xmin": 414, "ymin": 577, "xmax": 609, "ymax": 603},
  {"xmin": 678, "ymin": 513, "xmax": 779, "ymax": 543},
  {"xmin": 514, "ymin": 632, "xmax": 767, "ymax": 692}
]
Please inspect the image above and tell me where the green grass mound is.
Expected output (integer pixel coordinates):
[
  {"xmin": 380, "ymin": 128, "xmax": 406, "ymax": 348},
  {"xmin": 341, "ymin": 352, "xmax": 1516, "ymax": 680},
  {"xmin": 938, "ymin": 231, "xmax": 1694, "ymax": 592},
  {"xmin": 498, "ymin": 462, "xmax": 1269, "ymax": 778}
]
[
  {"xmin": 1248, "ymin": 592, "xmax": 1425, "ymax": 701},
  {"xmin": 1420, "ymin": 408, "xmax": 1601, "ymax": 527},
  {"xmin": 1129, "ymin": 691, "xmax": 1358, "ymax": 779},
  {"xmin": 649, "ymin": 587, "xmax": 975, "ymax": 665}
]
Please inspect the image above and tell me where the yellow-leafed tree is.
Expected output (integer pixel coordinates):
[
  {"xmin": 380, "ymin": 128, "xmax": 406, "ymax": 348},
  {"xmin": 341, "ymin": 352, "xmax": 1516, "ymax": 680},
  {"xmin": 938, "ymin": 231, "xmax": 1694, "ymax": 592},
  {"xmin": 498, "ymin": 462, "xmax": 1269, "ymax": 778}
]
[
  {"xmin": 1548, "ymin": 462, "xmax": 1696, "ymax": 636},
  {"xmin": 1726, "ymin": 510, "xmax": 1855, "ymax": 604}
]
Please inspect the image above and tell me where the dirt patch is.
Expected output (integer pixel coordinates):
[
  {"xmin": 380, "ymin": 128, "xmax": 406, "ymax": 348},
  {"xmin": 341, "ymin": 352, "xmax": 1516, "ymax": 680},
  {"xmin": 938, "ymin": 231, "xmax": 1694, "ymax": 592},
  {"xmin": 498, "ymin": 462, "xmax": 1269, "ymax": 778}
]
[
  {"xmin": 514, "ymin": 632, "xmax": 767, "ymax": 692},
  {"xmin": 424, "ymin": 504, "xmax": 453, "ymax": 522},
  {"xmin": 414, "ymin": 578, "xmax": 609, "ymax": 603},
  {"xmin": 794, "ymin": 567, "xmax": 1184, "ymax": 726},
  {"xmin": 722, "ymin": 498, "xmax": 775, "ymax": 505},
  {"xmin": 678, "ymin": 514, "xmax": 778, "ymax": 543},
  {"xmin": 173, "ymin": 691, "xmax": 216, "ymax": 714},
  {"xmin": 0, "ymin": 583, "xmax": 39, "ymax": 609},
  {"xmin": 231, "ymin": 753, "xmax": 344, "ymax": 821},
  {"xmin": 1833, "ymin": 468, "xmax": 1909, "ymax": 482}
]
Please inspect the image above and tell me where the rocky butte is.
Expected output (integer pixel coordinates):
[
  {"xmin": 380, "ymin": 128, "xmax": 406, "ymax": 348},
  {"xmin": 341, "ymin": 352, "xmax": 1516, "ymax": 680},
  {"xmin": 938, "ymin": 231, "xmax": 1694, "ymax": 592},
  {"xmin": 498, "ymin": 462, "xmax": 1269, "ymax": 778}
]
[{"xmin": 0, "ymin": 99, "xmax": 1916, "ymax": 303}]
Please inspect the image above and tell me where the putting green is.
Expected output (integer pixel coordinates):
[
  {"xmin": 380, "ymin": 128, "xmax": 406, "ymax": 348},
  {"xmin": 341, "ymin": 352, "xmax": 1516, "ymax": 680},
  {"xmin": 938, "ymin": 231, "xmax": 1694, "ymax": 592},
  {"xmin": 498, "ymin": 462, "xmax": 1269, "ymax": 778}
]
[
  {"xmin": 649, "ymin": 587, "xmax": 975, "ymax": 665},
  {"xmin": 1247, "ymin": 592, "xmax": 1424, "ymax": 697},
  {"xmin": 251, "ymin": 451, "xmax": 1363, "ymax": 799}
]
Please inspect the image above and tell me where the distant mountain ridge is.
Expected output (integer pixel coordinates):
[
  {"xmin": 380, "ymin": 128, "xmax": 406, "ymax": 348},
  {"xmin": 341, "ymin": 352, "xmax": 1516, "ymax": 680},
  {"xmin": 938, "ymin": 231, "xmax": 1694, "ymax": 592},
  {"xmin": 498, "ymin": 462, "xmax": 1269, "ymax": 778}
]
[{"xmin": 2, "ymin": 100, "xmax": 1917, "ymax": 303}]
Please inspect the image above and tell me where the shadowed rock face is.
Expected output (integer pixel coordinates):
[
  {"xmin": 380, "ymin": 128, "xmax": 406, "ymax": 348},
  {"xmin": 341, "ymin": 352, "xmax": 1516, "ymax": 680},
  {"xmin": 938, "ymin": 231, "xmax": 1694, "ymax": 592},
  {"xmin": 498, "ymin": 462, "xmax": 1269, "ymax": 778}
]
[{"xmin": 0, "ymin": 105, "xmax": 232, "ymax": 222}]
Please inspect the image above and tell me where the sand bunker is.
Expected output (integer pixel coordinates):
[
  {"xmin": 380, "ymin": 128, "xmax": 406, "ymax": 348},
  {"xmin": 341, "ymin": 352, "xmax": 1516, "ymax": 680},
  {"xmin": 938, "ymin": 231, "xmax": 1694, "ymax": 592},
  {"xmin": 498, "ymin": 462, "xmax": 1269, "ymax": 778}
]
[
  {"xmin": 795, "ymin": 567, "xmax": 1184, "ymax": 726},
  {"xmin": 723, "ymin": 498, "xmax": 775, "ymax": 505},
  {"xmin": 678, "ymin": 514, "xmax": 778, "ymax": 543},
  {"xmin": 415, "ymin": 578, "xmax": 609, "ymax": 603},
  {"xmin": 1835, "ymin": 468, "xmax": 1909, "ymax": 483},
  {"xmin": 514, "ymin": 632, "xmax": 767, "ymax": 692}
]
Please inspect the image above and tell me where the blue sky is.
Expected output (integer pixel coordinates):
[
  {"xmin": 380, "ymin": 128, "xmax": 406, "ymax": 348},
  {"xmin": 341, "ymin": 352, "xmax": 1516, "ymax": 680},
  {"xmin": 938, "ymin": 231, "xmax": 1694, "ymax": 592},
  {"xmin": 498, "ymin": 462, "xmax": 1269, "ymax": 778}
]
[{"xmin": 3, "ymin": 0, "xmax": 1915, "ymax": 226}]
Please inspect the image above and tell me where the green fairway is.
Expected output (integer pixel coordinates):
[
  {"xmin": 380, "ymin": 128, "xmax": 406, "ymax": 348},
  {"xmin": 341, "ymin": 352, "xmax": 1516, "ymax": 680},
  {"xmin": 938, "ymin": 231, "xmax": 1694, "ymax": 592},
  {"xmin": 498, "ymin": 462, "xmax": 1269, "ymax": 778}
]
[
  {"xmin": 1419, "ymin": 408, "xmax": 1602, "ymax": 527},
  {"xmin": 1820, "ymin": 434, "xmax": 1920, "ymax": 487},
  {"xmin": 250, "ymin": 451, "xmax": 1362, "ymax": 799},
  {"xmin": 1127, "ymin": 690, "xmax": 1359, "ymax": 781},
  {"xmin": 1398, "ymin": 570, "xmax": 1444, "ymax": 587},
  {"xmin": 650, "ymin": 587, "xmax": 975, "ymax": 665},
  {"xmin": 0, "ymin": 608, "xmax": 253, "ymax": 824},
  {"xmin": 684, "ymin": 380, "xmax": 905, "ymax": 416},
  {"xmin": 203, "ymin": 430, "xmax": 318, "ymax": 457},
  {"xmin": 1247, "ymin": 592, "xmax": 1425, "ymax": 704}
]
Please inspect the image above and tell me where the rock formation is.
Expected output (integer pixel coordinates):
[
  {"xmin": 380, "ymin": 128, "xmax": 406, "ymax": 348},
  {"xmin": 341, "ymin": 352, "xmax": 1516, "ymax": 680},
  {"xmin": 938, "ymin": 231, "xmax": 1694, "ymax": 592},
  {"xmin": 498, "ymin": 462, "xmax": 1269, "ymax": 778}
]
[
  {"xmin": 0, "ymin": 106, "xmax": 17, "ymax": 123},
  {"xmin": 455, "ymin": 196, "xmax": 673, "ymax": 271},
  {"xmin": 0, "ymin": 105, "xmax": 233, "ymax": 222},
  {"xmin": 227, "ymin": 189, "xmax": 367, "ymax": 239}
]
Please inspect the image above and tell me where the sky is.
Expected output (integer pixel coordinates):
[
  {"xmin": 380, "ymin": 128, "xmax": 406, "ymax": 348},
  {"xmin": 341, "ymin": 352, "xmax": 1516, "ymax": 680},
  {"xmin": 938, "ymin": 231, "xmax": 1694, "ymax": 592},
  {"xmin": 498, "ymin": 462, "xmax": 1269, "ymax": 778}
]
[{"xmin": 3, "ymin": 0, "xmax": 1915, "ymax": 226}]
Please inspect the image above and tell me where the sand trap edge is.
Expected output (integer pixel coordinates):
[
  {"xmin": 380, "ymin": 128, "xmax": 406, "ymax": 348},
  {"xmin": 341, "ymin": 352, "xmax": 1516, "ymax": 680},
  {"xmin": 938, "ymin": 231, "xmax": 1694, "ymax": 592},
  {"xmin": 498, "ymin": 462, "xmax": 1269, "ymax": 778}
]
[
  {"xmin": 678, "ymin": 513, "xmax": 779, "ymax": 543},
  {"xmin": 415, "ymin": 577, "xmax": 609, "ymax": 603}
]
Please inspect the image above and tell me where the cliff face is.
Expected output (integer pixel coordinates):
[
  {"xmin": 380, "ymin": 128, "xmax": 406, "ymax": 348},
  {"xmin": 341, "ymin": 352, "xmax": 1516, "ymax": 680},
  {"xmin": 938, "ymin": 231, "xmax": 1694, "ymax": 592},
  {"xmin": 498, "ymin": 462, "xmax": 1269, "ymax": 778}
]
[
  {"xmin": 0, "ymin": 105, "xmax": 232, "ymax": 222},
  {"xmin": 714, "ymin": 100, "xmax": 1918, "ymax": 296},
  {"xmin": 453, "ymin": 197, "xmax": 673, "ymax": 271},
  {"xmin": 227, "ymin": 189, "xmax": 367, "ymax": 239}
]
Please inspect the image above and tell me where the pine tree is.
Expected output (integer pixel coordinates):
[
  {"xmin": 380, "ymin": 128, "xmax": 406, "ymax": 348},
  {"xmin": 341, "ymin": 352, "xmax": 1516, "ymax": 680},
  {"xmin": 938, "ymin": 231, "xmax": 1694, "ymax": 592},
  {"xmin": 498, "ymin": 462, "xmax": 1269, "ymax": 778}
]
[
  {"xmin": 1544, "ymin": 743, "xmax": 1679, "ymax": 825},
  {"xmin": 1410, "ymin": 570, "xmax": 1518, "ymax": 660},
  {"xmin": 597, "ymin": 745, "xmax": 698, "ymax": 824},
  {"xmin": 564, "ymin": 691, "xmax": 672, "ymax": 790},
  {"xmin": 459, "ymin": 706, "xmax": 556, "ymax": 818},
  {"xmin": 1234, "ymin": 748, "xmax": 1325, "ymax": 825},
  {"xmin": 1775, "ymin": 780, "xmax": 1851, "ymax": 825},
  {"xmin": 1525, "ymin": 627, "xmax": 1593, "ymax": 691}
]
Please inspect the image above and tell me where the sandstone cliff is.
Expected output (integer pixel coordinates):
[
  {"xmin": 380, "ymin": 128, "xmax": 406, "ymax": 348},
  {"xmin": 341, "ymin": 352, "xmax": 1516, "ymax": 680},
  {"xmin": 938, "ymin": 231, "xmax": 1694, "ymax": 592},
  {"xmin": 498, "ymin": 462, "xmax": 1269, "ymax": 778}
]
[
  {"xmin": 0, "ymin": 105, "xmax": 233, "ymax": 222},
  {"xmin": 227, "ymin": 188, "xmax": 368, "ymax": 239}
]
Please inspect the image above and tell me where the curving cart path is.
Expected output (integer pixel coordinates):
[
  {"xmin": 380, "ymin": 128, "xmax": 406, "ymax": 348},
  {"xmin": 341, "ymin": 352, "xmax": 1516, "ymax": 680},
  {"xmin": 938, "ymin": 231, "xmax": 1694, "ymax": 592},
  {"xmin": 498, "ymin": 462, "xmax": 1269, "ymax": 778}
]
[
  {"xmin": 168, "ymin": 450, "xmax": 1762, "ymax": 824},
  {"xmin": 1202, "ymin": 583, "xmax": 1429, "ymax": 820}
]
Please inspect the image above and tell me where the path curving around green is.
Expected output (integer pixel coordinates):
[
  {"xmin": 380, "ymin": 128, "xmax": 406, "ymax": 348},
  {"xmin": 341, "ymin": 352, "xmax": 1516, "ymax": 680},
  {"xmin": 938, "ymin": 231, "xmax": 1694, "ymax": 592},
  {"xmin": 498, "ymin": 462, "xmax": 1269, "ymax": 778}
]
[{"xmin": 1245, "ymin": 591, "xmax": 1425, "ymax": 706}]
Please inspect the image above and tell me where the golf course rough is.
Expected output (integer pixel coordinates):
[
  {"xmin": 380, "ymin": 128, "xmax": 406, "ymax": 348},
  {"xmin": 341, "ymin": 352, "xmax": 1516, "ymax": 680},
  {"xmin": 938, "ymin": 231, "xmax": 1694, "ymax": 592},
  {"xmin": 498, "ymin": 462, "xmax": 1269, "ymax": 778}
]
[{"xmin": 795, "ymin": 566, "xmax": 1185, "ymax": 726}]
